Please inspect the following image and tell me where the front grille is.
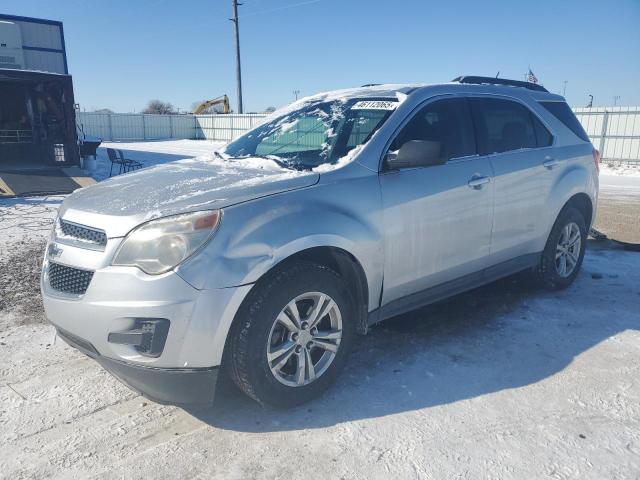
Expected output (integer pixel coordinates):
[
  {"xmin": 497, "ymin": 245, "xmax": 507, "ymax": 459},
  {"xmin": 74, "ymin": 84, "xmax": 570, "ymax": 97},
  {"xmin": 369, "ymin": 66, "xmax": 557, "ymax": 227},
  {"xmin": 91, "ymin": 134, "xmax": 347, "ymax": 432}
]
[
  {"xmin": 48, "ymin": 262, "xmax": 94, "ymax": 295},
  {"xmin": 57, "ymin": 219, "xmax": 107, "ymax": 249}
]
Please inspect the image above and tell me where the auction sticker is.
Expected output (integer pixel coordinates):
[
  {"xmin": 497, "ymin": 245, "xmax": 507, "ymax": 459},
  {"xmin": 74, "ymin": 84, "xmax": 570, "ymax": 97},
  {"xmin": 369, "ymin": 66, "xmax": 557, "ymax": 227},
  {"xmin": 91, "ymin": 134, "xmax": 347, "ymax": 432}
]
[{"xmin": 351, "ymin": 100, "xmax": 398, "ymax": 110}]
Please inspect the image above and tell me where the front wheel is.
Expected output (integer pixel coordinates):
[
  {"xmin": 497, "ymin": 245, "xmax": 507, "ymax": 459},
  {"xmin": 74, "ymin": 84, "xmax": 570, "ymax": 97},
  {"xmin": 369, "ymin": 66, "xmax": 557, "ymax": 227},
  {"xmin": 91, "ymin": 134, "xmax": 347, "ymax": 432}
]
[
  {"xmin": 533, "ymin": 206, "xmax": 587, "ymax": 290},
  {"xmin": 225, "ymin": 261, "xmax": 355, "ymax": 407}
]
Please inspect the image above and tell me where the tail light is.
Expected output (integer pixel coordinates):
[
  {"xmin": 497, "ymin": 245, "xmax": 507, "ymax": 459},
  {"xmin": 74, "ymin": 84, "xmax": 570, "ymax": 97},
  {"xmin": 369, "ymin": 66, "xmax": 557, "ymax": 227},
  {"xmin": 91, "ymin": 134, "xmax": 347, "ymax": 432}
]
[{"xmin": 592, "ymin": 148, "xmax": 600, "ymax": 174}]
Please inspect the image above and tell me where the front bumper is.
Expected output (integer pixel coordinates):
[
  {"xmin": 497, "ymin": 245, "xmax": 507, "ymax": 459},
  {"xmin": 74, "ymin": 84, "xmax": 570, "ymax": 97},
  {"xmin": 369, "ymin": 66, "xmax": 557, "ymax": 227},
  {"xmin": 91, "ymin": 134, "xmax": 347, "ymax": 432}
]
[
  {"xmin": 42, "ymin": 263, "xmax": 252, "ymax": 369},
  {"xmin": 42, "ymin": 254, "xmax": 253, "ymax": 404},
  {"xmin": 56, "ymin": 327, "xmax": 219, "ymax": 405}
]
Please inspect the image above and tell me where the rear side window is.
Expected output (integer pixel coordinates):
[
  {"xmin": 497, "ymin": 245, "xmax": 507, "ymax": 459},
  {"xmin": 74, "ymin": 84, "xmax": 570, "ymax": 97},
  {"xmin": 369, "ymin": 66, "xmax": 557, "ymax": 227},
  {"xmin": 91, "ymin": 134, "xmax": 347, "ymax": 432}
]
[
  {"xmin": 531, "ymin": 114, "xmax": 553, "ymax": 147},
  {"xmin": 470, "ymin": 98, "xmax": 537, "ymax": 154},
  {"xmin": 539, "ymin": 101, "xmax": 590, "ymax": 142},
  {"xmin": 390, "ymin": 97, "xmax": 476, "ymax": 162}
]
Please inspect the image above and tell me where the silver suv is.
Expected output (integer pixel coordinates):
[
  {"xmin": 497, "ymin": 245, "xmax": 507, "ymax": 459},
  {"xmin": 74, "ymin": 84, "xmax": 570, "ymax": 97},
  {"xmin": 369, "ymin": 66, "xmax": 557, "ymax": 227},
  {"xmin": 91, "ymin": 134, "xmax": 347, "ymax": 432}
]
[{"xmin": 42, "ymin": 77, "xmax": 599, "ymax": 407}]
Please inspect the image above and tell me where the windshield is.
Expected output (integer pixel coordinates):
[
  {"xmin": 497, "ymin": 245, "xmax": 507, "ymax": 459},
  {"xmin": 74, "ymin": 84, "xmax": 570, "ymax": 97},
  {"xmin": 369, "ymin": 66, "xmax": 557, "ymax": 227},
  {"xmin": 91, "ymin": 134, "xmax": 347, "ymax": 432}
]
[{"xmin": 223, "ymin": 98, "xmax": 397, "ymax": 170}]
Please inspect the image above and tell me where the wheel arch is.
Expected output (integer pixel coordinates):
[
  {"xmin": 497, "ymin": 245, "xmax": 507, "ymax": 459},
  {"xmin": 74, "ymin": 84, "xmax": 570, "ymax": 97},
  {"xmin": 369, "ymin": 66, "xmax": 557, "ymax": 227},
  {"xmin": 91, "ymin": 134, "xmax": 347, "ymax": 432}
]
[
  {"xmin": 540, "ymin": 162, "xmax": 595, "ymax": 246},
  {"xmin": 563, "ymin": 192, "xmax": 593, "ymax": 229},
  {"xmin": 248, "ymin": 246, "xmax": 369, "ymax": 335},
  {"xmin": 220, "ymin": 246, "xmax": 371, "ymax": 372}
]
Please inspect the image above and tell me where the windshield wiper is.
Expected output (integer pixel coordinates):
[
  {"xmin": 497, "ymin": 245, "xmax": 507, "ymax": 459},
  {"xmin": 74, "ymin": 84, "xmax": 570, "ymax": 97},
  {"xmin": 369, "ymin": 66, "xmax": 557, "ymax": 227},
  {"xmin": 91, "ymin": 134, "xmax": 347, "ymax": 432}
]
[{"xmin": 233, "ymin": 154, "xmax": 294, "ymax": 170}]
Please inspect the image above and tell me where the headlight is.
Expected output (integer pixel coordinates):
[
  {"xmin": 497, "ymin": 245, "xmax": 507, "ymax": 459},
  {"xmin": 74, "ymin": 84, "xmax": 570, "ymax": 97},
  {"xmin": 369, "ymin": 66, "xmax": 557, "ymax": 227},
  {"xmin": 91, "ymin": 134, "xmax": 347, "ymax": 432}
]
[{"xmin": 112, "ymin": 210, "xmax": 221, "ymax": 275}]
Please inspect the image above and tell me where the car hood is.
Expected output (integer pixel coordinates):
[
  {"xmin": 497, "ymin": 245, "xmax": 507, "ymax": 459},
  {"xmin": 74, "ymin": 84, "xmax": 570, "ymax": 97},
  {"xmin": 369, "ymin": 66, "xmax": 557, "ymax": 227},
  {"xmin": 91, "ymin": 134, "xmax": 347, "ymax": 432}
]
[{"xmin": 59, "ymin": 156, "xmax": 319, "ymax": 238}]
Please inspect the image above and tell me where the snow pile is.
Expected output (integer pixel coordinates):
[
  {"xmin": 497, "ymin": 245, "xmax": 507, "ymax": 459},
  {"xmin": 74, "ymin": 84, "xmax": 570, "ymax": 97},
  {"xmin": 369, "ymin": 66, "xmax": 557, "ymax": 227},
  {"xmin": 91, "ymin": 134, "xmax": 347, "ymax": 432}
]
[{"xmin": 600, "ymin": 161, "xmax": 640, "ymax": 177}]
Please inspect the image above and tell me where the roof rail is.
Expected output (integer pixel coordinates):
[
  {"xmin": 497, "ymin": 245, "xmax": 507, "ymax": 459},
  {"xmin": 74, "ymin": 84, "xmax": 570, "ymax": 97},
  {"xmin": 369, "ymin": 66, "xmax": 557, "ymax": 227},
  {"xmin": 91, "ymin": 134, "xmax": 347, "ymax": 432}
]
[{"xmin": 451, "ymin": 76, "xmax": 549, "ymax": 93}]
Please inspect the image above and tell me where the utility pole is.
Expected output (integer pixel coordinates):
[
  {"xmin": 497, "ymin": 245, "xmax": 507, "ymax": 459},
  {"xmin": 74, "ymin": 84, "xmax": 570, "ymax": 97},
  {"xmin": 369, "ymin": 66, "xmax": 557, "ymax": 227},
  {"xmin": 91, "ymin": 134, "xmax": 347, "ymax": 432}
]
[
  {"xmin": 230, "ymin": 0, "xmax": 243, "ymax": 113},
  {"xmin": 613, "ymin": 95, "xmax": 620, "ymax": 107},
  {"xmin": 562, "ymin": 80, "xmax": 568, "ymax": 97},
  {"xmin": 293, "ymin": 89, "xmax": 300, "ymax": 101}
]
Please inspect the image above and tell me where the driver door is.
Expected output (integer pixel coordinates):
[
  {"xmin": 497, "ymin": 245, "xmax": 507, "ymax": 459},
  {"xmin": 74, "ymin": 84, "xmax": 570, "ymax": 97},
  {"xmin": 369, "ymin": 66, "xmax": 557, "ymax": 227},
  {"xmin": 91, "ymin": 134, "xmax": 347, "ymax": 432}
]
[{"xmin": 379, "ymin": 97, "xmax": 494, "ymax": 310}]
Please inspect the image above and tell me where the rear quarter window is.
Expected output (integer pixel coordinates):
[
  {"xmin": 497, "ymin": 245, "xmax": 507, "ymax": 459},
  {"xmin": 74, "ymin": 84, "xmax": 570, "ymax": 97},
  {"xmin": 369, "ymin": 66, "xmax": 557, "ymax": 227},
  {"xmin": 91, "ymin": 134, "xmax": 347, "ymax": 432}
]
[{"xmin": 539, "ymin": 101, "xmax": 590, "ymax": 142}]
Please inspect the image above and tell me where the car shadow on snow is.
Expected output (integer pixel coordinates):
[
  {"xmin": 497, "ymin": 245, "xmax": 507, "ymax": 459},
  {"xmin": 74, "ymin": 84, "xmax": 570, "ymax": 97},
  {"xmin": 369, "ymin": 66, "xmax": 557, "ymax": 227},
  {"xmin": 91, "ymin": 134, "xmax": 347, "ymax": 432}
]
[{"xmin": 186, "ymin": 243, "xmax": 639, "ymax": 432}]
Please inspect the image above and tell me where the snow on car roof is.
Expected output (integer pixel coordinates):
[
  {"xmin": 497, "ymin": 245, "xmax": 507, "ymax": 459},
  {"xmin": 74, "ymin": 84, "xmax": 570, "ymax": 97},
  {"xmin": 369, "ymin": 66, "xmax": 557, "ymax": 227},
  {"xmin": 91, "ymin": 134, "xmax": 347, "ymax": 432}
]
[{"xmin": 266, "ymin": 83, "xmax": 424, "ymax": 120}]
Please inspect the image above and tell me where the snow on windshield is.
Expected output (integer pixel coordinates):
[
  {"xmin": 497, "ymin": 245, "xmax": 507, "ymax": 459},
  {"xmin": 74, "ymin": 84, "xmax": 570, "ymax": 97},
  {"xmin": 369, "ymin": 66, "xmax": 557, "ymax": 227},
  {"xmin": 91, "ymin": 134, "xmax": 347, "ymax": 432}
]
[{"xmin": 222, "ymin": 85, "xmax": 414, "ymax": 173}]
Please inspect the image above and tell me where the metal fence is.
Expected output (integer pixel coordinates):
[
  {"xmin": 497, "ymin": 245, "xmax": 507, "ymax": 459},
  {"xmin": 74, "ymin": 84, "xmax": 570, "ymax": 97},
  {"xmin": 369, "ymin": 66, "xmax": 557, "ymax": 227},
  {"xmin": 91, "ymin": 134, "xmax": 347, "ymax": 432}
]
[
  {"xmin": 78, "ymin": 107, "xmax": 640, "ymax": 163},
  {"xmin": 76, "ymin": 112, "xmax": 267, "ymax": 142},
  {"xmin": 573, "ymin": 107, "xmax": 640, "ymax": 164},
  {"xmin": 0, "ymin": 129, "xmax": 33, "ymax": 144}
]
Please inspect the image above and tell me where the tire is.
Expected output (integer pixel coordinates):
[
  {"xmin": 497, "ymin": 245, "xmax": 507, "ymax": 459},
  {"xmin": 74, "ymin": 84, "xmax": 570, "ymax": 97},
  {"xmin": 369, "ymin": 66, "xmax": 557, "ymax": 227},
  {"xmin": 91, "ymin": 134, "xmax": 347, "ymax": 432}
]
[
  {"xmin": 533, "ymin": 206, "xmax": 587, "ymax": 290},
  {"xmin": 225, "ymin": 260, "xmax": 356, "ymax": 407}
]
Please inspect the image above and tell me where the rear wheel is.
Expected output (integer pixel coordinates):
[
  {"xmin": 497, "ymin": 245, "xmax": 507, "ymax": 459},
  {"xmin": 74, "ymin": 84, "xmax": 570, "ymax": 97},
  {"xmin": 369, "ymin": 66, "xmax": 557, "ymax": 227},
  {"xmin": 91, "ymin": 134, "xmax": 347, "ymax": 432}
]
[
  {"xmin": 225, "ymin": 261, "xmax": 355, "ymax": 407},
  {"xmin": 534, "ymin": 206, "xmax": 587, "ymax": 290}
]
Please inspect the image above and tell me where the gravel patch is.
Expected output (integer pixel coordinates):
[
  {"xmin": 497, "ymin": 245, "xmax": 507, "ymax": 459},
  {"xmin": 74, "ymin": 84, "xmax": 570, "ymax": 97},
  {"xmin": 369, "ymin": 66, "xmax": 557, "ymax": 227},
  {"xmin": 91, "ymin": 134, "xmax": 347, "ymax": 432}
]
[{"xmin": 0, "ymin": 238, "xmax": 48, "ymax": 330}]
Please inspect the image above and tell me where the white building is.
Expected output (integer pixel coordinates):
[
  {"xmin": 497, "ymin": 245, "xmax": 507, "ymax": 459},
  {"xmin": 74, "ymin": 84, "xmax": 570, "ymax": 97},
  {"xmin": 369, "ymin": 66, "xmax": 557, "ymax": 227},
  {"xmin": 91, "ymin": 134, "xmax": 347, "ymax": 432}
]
[{"xmin": 0, "ymin": 14, "xmax": 68, "ymax": 74}]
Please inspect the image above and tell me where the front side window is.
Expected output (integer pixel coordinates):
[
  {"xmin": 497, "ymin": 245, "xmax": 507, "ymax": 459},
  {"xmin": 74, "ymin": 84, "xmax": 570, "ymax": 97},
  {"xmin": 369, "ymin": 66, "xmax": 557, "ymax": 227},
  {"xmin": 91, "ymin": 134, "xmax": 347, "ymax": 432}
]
[
  {"xmin": 223, "ymin": 98, "xmax": 396, "ymax": 170},
  {"xmin": 471, "ymin": 98, "xmax": 537, "ymax": 155},
  {"xmin": 390, "ymin": 97, "xmax": 476, "ymax": 163}
]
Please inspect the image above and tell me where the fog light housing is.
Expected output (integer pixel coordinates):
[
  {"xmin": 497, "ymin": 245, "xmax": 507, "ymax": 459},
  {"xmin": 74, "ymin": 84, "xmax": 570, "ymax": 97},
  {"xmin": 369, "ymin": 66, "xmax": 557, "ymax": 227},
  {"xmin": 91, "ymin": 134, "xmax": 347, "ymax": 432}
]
[{"xmin": 107, "ymin": 319, "xmax": 170, "ymax": 358}]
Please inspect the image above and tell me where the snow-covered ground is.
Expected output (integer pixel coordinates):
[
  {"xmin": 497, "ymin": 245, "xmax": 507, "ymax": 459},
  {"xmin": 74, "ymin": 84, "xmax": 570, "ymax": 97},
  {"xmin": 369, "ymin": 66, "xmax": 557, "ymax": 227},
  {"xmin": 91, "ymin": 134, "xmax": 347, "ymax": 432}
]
[
  {"xmin": 92, "ymin": 139, "xmax": 226, "ymax": 181},
  {"xmin": 600, "ymin": 161, "xmax": 640, "ymax": 178},
  {"xmin": 1, "ymin": 141, "xmax": 640, "ymax": 479}
]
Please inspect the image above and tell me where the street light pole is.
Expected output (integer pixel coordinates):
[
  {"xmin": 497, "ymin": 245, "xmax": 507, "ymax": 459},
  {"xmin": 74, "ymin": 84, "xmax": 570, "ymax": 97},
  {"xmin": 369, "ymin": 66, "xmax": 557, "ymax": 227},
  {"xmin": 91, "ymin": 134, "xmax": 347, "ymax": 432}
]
[
  {"xmin": 563, "ymin": 80, "xmax": 568, "ymax": 97},
  {"xmin": 230, "ymin": 0, "xmax": 243, "ymax": 113}
]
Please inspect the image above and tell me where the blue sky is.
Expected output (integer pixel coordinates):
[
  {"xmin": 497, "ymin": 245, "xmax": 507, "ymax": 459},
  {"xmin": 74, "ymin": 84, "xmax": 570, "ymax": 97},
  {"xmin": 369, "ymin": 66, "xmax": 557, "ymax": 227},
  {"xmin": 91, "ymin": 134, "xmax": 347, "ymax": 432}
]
[{"xmin": 3, "ymin": 0, "xmax": 639, "ymax": 112}]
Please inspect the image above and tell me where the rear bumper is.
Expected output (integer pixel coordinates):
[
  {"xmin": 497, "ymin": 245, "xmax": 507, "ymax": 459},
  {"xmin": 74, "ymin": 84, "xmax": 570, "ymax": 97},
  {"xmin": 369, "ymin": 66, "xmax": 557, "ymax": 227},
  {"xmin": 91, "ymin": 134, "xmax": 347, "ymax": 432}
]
[{"xmin": 57, "ymin": 327, "xmax": 219, "ymax": 405}]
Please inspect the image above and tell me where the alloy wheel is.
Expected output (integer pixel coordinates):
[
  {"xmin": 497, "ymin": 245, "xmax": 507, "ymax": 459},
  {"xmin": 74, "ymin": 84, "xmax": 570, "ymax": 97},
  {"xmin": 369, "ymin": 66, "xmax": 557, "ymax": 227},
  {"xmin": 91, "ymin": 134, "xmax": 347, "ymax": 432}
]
[
  {"xmin": 266, "ymin": 292, "xmax": 342, "ymax": 387},
  {"xmin": 555, "ymin": 222, "xmax": 581, "ymax": 278}
]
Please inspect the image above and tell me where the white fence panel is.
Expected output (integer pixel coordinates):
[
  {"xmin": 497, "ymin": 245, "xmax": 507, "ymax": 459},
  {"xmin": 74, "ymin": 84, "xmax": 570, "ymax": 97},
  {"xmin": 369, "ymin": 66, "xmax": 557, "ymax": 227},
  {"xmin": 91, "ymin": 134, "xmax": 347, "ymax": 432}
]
[
  {"xmin": 111, "ymin": 114, "xmax": 144, "ymax": 140},
  {"xmin": 78, "ymin": 107, "xmax": 640, "ymax": 162},
  {"xmin": 143, "ymin": 115, "xmax": 171, "ymax": 140},
  {"xmin": 172, "ymin": 115, "xmax": 197, "ymax": 139},
  {"xmin": 573, "ymin": 106, "xmax": 640, "ymax": 162},
  {"xmin": 77, "ymin": 113, "xmax": 112, "ymax": 140},
  {"xmin": 195, "ymin": 114, "xmax": 266, "ymax": 141}
]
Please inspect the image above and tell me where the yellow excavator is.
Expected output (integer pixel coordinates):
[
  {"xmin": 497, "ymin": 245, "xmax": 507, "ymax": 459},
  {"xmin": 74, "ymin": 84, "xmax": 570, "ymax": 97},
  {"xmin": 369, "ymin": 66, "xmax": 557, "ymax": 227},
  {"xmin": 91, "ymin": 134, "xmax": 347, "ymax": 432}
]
[{"xmin": 192, "ymin": 95, "xmax": 230, "ymax": 114}]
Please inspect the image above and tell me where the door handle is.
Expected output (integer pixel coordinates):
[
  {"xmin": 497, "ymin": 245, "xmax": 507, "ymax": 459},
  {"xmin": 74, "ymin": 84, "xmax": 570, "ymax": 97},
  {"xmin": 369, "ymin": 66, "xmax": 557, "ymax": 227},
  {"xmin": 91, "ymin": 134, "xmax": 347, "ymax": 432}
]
[
  {"xmin": 543, "ymin": 157, "xmax": 560, "ymax": 169},
  {"xmin": 467, "ymin": 175, "xmax": 491, "ymax": 189}
]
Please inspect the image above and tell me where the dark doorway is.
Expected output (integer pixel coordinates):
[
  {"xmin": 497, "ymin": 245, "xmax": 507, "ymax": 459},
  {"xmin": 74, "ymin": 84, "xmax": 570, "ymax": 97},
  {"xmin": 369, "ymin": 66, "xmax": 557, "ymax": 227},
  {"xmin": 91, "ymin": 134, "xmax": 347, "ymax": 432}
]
[{"xmin": 0, "ymin": 69, "xmax": 79, "ymax": 169}]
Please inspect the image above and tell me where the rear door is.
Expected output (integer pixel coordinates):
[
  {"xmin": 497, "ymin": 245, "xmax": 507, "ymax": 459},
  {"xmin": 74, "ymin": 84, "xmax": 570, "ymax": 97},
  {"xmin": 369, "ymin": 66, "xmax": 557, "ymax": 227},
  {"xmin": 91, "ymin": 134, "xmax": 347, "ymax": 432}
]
[
  {"xmin": 470, "ymin": 97, "xmax": 555, "ymax": 263},
  {"xmin": 379, "ymin": 97, "xmax": 494, "ymax": 306}
]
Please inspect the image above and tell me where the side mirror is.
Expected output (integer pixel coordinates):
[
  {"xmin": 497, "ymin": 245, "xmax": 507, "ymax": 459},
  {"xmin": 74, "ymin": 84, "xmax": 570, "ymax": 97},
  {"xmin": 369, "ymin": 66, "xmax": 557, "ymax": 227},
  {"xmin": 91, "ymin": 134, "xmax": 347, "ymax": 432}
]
[{"xmin": 386, "ymin": 140, "xmax": 442, "ymax": 169}]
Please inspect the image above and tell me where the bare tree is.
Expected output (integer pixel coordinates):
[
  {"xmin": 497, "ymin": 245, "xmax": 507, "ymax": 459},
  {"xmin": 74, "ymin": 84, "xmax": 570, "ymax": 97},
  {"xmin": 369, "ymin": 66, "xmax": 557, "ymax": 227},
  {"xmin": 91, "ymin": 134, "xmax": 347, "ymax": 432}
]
[
  {"xmin": 142, "ymin": 100, "xmax": 176, "ymax": 115},
  {"xmin": 264, "ymin": 106, "xmax": 276, "ymax": 113},
  {"xmin": 92, "ymin": 108, "xmax": 114, "ymax": 114}
]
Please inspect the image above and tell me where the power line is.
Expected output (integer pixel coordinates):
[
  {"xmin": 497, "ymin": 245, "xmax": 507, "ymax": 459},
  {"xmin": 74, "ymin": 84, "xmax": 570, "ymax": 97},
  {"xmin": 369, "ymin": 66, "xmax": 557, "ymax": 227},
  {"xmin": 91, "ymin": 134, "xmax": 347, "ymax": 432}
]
[{"xmin": 239, "ymin": 0, "xmax": 324, "ymax": 19}]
